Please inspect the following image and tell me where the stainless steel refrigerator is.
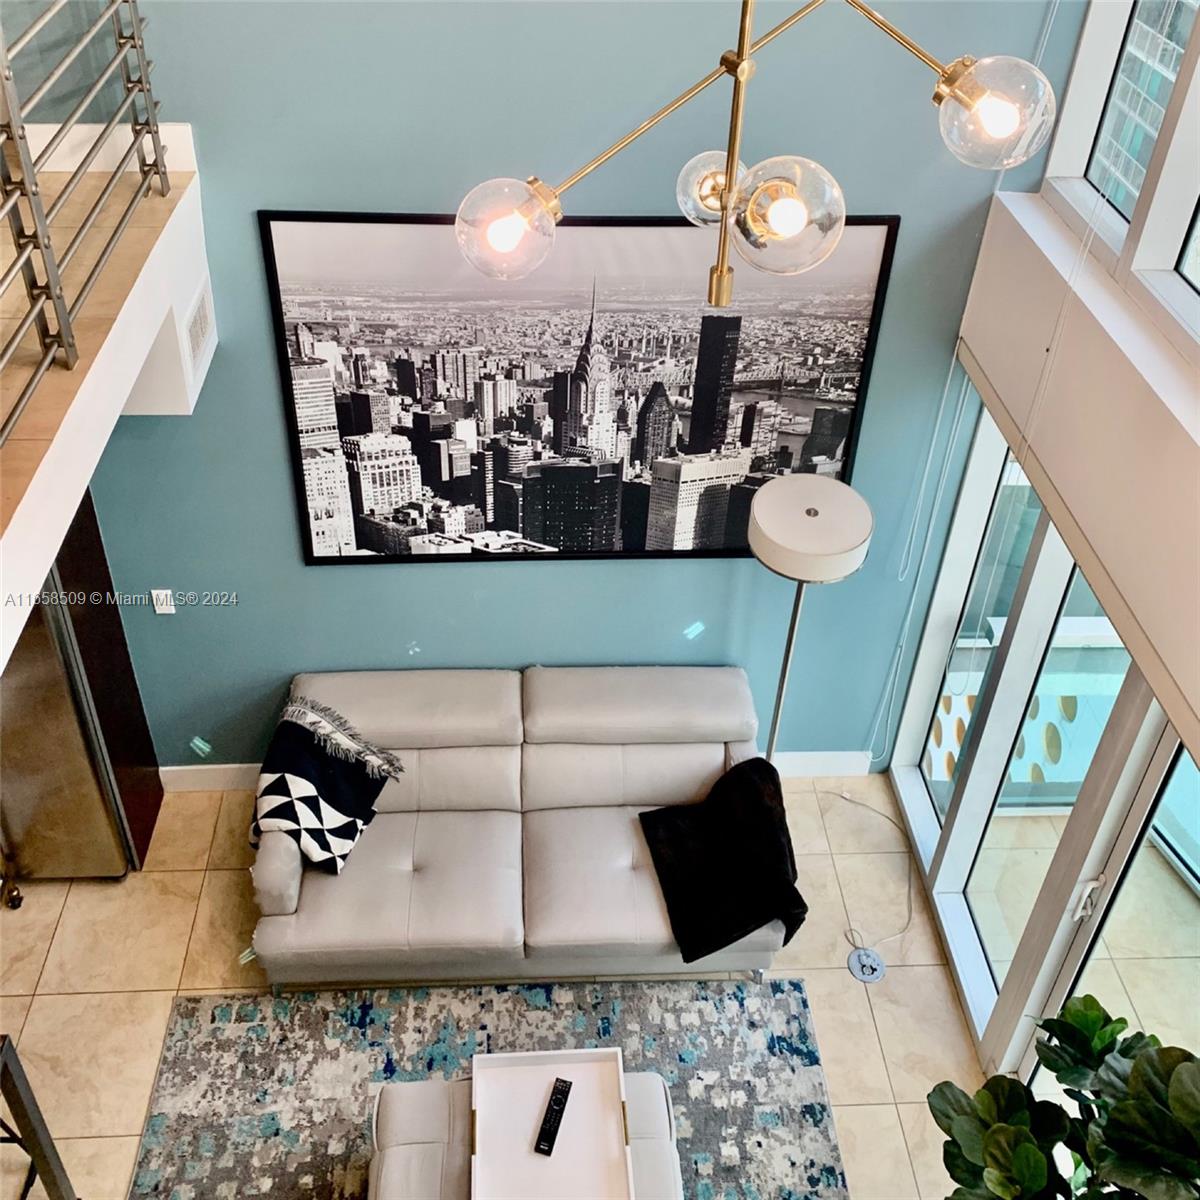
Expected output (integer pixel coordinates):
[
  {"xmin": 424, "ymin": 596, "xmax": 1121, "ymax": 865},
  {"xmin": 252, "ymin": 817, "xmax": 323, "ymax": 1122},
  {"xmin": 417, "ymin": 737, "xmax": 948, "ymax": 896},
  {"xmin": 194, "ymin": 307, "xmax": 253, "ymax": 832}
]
[
  {"xmin": 1, "ymin": 492, "xmax": 162, "ymax": 893},
  {"xmin": 1, "ymin": 578, "xmax": 131, "ymax": 880}
]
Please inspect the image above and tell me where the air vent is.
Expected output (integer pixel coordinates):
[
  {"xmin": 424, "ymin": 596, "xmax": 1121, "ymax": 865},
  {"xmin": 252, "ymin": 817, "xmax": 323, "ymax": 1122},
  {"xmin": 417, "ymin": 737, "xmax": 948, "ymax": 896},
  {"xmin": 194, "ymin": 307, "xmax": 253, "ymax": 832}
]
[{"xmin": 187, "ymin": 285, "xmax": 213, "ymax": 368}]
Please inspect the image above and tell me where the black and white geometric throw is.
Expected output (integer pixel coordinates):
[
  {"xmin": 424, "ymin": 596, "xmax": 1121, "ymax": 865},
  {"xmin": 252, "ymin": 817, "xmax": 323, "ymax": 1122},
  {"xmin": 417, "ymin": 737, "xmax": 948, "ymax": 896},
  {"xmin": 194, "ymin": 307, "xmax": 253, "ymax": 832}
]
[
  {"xmin": 253, "ymin": 769, "xmax": 370, "ymax": 874},
  {"xmin": 250, "ymin": 697, "xmax": 403, "ymax": 875}
]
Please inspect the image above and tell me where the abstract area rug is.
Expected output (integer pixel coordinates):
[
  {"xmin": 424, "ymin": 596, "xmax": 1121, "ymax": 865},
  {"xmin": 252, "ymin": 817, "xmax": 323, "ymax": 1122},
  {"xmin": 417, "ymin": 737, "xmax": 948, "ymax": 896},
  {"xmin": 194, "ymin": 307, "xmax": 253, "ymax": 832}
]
[{"xmin": 132, "ymin": 979, "xmax": 846, "ymax": 1200}]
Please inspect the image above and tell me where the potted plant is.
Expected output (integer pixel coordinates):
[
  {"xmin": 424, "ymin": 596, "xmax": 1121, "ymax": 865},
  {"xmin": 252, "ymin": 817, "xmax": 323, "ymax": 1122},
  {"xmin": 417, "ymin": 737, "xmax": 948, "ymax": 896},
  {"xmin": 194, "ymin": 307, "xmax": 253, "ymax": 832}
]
[{"xmin": 927, "ymin": 995, "xmax": 1199, "ymax": 1199}]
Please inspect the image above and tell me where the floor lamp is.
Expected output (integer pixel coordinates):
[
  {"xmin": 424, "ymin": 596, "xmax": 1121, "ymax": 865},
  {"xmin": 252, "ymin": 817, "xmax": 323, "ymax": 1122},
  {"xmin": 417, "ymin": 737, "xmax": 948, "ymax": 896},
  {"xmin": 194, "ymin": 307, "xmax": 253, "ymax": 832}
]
[{"xmin": 748, "ymin": 474, "xmax": 874, "ymax": 762}]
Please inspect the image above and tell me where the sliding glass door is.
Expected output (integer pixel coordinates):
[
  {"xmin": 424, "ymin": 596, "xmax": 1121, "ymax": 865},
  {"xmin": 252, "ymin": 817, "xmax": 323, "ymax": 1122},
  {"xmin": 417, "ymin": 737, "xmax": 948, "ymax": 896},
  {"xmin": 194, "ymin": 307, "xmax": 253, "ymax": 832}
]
[
  {"xmin": 1034, "ymin": 748, "xmax": 1200, "ymax": 1085},
  {"xmin": 965, "ymin": 572, "xmax": 1132, "ymax": 989},
  {"xmin": 890, "ymin": 395, "xmax": 1197, "ymax": 1076},
  {"xmin": 920, "ymin": 456, "xmax": 1042, "ymax": 821}
]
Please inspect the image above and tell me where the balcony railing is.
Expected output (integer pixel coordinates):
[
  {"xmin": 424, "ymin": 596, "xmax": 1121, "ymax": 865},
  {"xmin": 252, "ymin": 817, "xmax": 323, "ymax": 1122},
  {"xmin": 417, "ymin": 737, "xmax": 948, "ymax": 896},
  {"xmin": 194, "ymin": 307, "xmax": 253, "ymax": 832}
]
[{"xmin": 0, "ymin": 0, "xmax": 167, "ymax": 444}]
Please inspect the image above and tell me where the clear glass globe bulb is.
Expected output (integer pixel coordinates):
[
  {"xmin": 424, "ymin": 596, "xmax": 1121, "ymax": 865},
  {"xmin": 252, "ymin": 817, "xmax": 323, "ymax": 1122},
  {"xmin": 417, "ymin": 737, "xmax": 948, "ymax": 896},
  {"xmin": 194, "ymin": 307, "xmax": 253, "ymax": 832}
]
[
  {"xmin": 455, "ymin": 178, "xmax": 557, "ymax": 280},
  {"xmin": 939, "ymin": 56, "xmax": 1056, "ymax": 170},
  {"xmin": 730, "ymin": 156, "xmax": 845, "ymax": 276},
  {"xmin": 676, "ymin": 151, "xmax": 747, "ymax": 226}
]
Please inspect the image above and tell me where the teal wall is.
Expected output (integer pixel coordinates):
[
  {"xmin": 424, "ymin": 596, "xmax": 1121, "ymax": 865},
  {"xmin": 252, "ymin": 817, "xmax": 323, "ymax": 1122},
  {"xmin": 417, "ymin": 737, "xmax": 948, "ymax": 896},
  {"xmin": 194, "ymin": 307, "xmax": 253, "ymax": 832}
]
[{"xmin": 85, "ymin": 0, "xmax": 1084, "ymax": 767}]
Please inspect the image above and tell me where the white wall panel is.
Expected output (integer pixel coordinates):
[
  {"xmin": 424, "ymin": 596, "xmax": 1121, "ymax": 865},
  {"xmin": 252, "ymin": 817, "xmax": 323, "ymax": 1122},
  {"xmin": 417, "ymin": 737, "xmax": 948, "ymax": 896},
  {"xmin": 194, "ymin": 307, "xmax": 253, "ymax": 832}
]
[{"xmin": 959, "ymin": 193, "xmax": 1200, "ymax": 758}]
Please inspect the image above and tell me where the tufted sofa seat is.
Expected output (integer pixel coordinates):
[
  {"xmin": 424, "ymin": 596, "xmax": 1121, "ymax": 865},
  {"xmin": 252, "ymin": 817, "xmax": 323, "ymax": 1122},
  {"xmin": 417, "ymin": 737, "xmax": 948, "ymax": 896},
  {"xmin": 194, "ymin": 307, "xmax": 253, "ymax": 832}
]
[{"xmin": 251, "ymin": 665, "xmax": 782, "ymax": 985}]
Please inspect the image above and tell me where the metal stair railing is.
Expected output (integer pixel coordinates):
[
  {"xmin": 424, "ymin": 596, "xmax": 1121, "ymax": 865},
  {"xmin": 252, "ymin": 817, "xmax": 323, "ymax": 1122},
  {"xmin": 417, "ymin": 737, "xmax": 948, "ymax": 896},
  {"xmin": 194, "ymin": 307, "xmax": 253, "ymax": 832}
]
[{"xmin": 0, "ymin": 0, "xmax": 168, "ymax": 445}]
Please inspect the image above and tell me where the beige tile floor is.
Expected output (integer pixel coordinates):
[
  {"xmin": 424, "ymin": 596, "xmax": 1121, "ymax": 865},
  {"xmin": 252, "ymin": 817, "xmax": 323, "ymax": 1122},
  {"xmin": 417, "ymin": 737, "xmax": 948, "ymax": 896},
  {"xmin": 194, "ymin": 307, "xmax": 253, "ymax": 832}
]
[{"xmin": 0, "ymin": 778, "xmax": 983, "ymax": 1199}]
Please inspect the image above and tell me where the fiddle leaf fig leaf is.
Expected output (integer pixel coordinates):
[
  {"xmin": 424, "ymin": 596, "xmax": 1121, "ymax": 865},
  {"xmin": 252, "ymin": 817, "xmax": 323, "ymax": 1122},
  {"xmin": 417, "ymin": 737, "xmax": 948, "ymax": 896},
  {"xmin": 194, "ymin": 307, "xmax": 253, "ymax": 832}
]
[
  {"xmin": 1104, "ymin": 1098, "xmax": 1200, "ymax": 1178},
  {"xmin": 975, "ymin": 1087, "xmax": 999, "ymax": 1126},
  {"xmin": 1059, "ymin": 995, "xmax": 1110, "ymax": 1043},
  {"xmin": 1118, "ymin": 1031, "xmax": 1162, "ymax": 1060},
  {"xmin": 1095, "ymin": 1018, "xmax": 1130, "ymax": 1053},
  {"xmin": 930, "ymin": 1082, "xmax": 979, "ymax": 1137},
  {"xmin": 981, "ymin": 1076, "xmax": 1034, "ymax": 1127},
  {"xmin": 982, "ymin": 1167, "xmax": 1021, "ymax": 1199},
  {"xmin": 1010, "ymin": 1141, "xmax": 1049, "ymax": 1195},
  {"xmin": 1168, "ymin": 1061, "xmax": 1200, "ymax": 1140},
  {"xmin": 1097, "ymin": 1157, "xmax": 1200, "ymax": 1200},
  {"xmin": 978, "ymin": 1124, "xmax": 1054, "ymax": 1199},
  {"xmin": 1129, "ymin": 1048, "xmax": 1197, "ymax": 1112},
  {"xmin": 1029, "ymin": 1099, "xmax": 1070, "ymax": 1149},
  {"xmin": 1097, "ymin": 1046, "xmax": 1139, "ymax": 1102},
  {"xmin": 1040, "ymin": 1017, "xmax": 1099, "ymax": 1063},
  {"xmin": 983, "ymin": 1124, "xmax": 1037, "ymax": 1173},
  {"xmin": 1034, "ymin": 1041, "xmax": 1076, "ymax": 1074},
  {"xmin": 953, "ymin": 1114, "xmax": 989, "ymax": 1167},
  {"xmin": 945, "ymin": 1139, "xmax": 986, "ymax": 1188}
]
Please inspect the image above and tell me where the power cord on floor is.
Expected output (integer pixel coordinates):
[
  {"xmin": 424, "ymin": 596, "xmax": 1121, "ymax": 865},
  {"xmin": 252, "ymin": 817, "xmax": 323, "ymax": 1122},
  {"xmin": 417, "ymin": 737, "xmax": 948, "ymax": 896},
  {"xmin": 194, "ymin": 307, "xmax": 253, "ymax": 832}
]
[{"xmin": 815, "ymin": 789, "xmax": 915, "ymax": 980}]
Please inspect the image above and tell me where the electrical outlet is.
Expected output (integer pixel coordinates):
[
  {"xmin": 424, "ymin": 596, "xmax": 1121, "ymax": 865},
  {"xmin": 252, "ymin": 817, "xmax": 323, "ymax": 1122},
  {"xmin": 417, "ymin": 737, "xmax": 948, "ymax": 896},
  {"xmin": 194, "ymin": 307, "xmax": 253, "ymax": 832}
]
[{"xmin": 152, "ymin": 589, "xmax": 175, "ymax": 614}]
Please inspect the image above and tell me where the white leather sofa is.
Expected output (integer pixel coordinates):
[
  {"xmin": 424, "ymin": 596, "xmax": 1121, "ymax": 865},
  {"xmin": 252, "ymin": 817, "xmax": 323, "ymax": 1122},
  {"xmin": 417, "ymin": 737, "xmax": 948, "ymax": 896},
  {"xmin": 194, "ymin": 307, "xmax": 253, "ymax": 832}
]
[
  {"xmin": 251, "ymin": 665, "xmax": 782, "ymax": 984},
  {"xmin": 368, "ymin": 1073, "xmax": 683, "ymax": 1200}
]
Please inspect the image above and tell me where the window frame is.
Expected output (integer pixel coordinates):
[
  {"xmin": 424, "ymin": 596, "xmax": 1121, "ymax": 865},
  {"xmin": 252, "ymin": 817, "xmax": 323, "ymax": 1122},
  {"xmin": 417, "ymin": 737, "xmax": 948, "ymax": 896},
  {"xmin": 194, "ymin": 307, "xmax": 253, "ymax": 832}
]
[
  {"xmin": 1174, "ymin": 198, "xmax": 1200, "ymax": 292},
  {"xmin": 1042, "ymin": 0, "xmax": 1200, "ymax": 364},
  {"xmin": 889, "ymin": 354, "xmax": 1186, "ymax": 1074}
]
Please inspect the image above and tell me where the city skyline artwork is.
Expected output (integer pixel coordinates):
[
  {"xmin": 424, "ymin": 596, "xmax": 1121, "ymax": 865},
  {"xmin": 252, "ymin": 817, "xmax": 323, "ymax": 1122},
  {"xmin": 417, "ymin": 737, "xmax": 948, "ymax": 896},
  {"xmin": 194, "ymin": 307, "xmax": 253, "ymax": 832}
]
[{"xmin": 259, "ymin": 212, "xmax": 898, "ymax": 563}]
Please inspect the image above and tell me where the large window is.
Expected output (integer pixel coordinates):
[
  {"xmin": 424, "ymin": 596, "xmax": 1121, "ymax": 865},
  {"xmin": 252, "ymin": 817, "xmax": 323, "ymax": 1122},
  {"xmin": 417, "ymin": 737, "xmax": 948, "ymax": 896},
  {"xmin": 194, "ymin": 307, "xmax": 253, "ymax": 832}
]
[
  {"xmin": 964, "ymin": 572, "xmax": 1132, "ymax": 987},
  {"xmin": 1043, "ymin": 0, "xmax": 1200, "ymax": 354},
  {"xmin": 891, "ymin": 393, "xmax": 1196, "ymax": 1076},
  {"xmin": 920, "ymin": 457, "xmax": 1042, "ymax": 820},
  {"xmin": 1086, "ymin": 0, "xmax": 1198, "ymax": 219}
]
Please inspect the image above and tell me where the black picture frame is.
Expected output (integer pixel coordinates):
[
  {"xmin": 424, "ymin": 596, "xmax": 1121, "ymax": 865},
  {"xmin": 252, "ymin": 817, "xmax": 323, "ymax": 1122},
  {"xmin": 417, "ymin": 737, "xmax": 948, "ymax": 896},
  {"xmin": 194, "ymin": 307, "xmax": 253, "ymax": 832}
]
[{"xmin": 259, "ymin": 210, "xmax": 899, "ymax": 566}]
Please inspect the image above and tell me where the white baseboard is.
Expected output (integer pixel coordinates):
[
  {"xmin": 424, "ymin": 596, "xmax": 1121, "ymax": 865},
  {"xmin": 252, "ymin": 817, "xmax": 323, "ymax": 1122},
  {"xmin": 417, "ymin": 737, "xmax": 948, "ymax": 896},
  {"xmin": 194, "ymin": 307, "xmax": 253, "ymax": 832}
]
[
  {"xmin": 162, "ymin": 751, "xmax": 873, "ymax": 791},
  {"xmin": 25, "ymin": 122, "xmax": 196, "ymax": 172},
  {"xmin": 771, "ymin": 751, "xmax": 873, "ymax": 776},
  {"xmin": 160, "ymin": 762, "xmax": 258, "ymax": 791}
]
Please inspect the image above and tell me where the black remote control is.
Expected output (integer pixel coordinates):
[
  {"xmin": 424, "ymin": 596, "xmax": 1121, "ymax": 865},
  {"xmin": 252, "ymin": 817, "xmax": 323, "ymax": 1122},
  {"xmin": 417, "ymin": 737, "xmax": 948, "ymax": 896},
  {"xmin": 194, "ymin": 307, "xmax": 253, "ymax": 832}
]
[{"xmin": 534, "ymin": 1077, "xmax": 572, "ymax": 1156}]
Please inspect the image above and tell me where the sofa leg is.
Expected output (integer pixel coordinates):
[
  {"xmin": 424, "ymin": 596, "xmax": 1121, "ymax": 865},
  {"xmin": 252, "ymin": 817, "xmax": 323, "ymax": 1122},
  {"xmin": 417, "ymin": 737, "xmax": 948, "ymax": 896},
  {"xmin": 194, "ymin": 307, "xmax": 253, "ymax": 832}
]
[
  {"xmin": 751, "ymin": 968, "xmax": 765, "ymax": 984},
  {"xmin": 271, "ymin": 983, "xmax": 283, "ymax": 998}
]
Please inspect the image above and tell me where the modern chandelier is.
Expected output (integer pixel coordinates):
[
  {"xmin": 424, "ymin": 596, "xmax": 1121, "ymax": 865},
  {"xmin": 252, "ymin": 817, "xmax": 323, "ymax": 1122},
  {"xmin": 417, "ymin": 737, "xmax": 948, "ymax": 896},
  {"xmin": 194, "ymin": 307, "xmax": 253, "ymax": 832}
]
[{"xmin": 455, "ymin": 0, "xmax": 1056, "ymax": 307}]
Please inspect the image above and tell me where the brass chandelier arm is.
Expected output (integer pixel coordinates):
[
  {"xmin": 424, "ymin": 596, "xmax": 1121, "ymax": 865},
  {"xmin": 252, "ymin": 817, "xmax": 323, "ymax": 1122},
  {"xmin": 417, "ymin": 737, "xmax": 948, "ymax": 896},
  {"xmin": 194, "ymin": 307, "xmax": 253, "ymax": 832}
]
[
  {"xmin": 542, "ymin": 0, "xmax": 958, "ymax": 307},
  {"xmin": 841, "ymin": 0, "xmax": 947, "ymax": 76},
  {"xmin": 553, "ymin": 0, "xmax": 828, "ymax": 198},
  {"xmin": 710, "ymin": 0, "xmax": 758, "ymax": 306},
  {"xmin": 752, "ymin": 0, "xmax": 828, "ymax": 53},
  {"xmin": 554, "ymin": 66, "xmax": 728, "ymax": 196}
]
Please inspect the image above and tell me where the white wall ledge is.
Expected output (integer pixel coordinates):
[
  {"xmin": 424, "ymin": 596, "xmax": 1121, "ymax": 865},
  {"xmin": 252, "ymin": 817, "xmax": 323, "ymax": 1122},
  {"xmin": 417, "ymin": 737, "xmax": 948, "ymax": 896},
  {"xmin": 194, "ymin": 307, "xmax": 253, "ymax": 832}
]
[{"xmin": 959, "ymin": 191, "xmax": 1200, "ymax": 758}]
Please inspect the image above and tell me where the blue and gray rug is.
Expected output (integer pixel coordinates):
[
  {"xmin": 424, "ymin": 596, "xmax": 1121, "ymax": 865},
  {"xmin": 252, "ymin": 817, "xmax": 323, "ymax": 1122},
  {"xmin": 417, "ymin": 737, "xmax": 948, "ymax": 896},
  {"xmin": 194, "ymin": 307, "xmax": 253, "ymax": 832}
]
[{"xmin": 131, "ymin": 979, "xmax": 846, "ymax": 1200}]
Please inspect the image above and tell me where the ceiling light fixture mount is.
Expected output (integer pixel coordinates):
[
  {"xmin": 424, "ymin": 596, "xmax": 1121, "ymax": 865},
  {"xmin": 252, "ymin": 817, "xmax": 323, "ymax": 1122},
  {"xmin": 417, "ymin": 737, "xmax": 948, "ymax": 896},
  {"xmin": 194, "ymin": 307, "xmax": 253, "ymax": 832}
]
[{"xmin": 455, "ymin": 0, "xmax": 1056, "ymax": 304}]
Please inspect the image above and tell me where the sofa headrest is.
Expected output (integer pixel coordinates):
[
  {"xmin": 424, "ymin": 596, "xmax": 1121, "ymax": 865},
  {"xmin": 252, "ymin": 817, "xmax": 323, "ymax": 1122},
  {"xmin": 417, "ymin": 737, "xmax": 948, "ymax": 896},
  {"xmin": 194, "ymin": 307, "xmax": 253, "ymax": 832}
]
[
  {"xmin": 290, "ymin": 669, "xmax": 523, "ymax": 748},
  {"xmin": 522, "ymin": 666, "xmax": 757, "ymax": 745}
]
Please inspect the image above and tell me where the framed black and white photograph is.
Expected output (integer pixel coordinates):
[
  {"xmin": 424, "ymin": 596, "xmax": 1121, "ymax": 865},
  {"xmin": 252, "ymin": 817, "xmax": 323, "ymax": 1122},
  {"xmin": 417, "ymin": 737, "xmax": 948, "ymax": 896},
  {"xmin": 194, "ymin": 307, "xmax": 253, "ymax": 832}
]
[{"xmin": 259, "ymin": 212, "xmax": 898, "ymax": 564}]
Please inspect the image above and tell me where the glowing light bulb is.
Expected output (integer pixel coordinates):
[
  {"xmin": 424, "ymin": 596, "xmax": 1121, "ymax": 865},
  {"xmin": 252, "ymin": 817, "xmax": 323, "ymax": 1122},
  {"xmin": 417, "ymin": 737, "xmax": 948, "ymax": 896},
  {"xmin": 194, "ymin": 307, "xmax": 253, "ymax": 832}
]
[
  {"xmin": 730, "ymin": 156, "xmax": 845, "ymax": 276},
  {"xmin": 975, "ymin": 92, "xmax": 1021, "ymax": 139},
  {"xmin": 485, "ymin": 211, "xmax": 528, "ymax": 253},
  {"xmin": 455, "ymin": 178, "xmax": 558, "ymax": 280},
  {"xmin": 765, "ymin": 195, "xmax": 809, "ymax": 238},
  {"xmin": 937, "ymin": 56, "xmax": 1056, "ymax": 170}
]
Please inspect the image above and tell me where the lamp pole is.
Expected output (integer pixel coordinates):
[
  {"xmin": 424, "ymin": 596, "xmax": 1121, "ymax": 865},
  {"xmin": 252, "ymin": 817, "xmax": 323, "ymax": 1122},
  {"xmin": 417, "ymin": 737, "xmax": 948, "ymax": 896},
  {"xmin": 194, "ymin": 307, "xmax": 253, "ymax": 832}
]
[{"xmin": 765, "ymin": 580, "xmax": 806, "ymax": 762}]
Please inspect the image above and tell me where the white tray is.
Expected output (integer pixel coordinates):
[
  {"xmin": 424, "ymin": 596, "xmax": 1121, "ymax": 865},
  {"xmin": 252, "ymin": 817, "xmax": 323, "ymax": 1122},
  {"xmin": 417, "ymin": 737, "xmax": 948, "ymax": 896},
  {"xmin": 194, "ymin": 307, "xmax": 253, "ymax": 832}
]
[{"xmin": 470, "ymin": 1048, "xmax": 634, "ymax": 1200}]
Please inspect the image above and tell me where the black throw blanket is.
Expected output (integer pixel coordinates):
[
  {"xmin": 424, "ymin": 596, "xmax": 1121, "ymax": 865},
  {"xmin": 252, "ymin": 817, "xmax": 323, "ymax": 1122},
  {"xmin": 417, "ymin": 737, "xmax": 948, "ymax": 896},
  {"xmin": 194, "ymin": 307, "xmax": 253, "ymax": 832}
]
[{"xmin": 638, "ymin": 757, "xmax": 808, "ymax": 963}]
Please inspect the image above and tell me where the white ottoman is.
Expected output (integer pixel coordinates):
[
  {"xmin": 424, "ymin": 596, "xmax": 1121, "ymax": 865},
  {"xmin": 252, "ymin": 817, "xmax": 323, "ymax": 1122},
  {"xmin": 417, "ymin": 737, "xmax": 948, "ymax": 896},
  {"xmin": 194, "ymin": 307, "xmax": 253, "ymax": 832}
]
[{"xmin": 368, "ymin": 1072, "xmax": 684, "ymax": 1200}]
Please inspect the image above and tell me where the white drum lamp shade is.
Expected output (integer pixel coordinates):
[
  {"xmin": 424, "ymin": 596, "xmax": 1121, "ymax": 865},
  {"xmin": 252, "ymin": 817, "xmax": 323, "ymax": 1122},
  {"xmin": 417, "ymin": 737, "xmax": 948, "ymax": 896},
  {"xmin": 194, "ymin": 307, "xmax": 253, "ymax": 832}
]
[
  {"xmin": 748, "ymin": 475, "xmax": 874, "ymax": 759},
  {"xmin": 749, "ymin": 474, "xmax": 873, "ymax": 583}
]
